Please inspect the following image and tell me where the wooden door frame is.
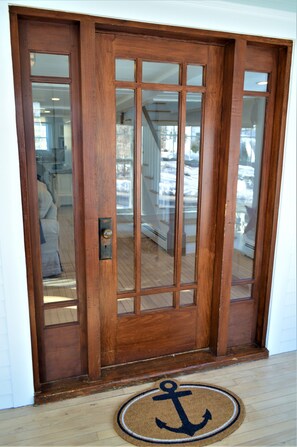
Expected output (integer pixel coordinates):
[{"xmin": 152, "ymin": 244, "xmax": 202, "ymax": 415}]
[{"xmin": 10, "ymin": 6, "xmax": 292, "ymax": 402}]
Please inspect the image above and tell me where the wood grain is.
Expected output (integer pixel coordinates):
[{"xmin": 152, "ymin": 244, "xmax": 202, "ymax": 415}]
[
  {"xmin": 210, "ymin": 39, "xmax": 246, "ymax": 356},
  {"xmin": 80, "ymin": 20, "xmax": 101, "ymax": 379},
  {"xmin": 1, "ymin": 352, "xmax": 294, "ymax": 446},
  {"xmin": 116, "ymin": 308, "xmax": 196, "ymax": 363}
]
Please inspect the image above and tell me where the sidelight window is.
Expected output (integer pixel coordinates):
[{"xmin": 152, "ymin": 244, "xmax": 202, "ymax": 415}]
[
  {"xmin": 31, "ymin": 67, "xmax": 78, "ymax": 325},
  {"xmin": 231, "ymin": 76, "xmax": 267, "ymax": 300}
]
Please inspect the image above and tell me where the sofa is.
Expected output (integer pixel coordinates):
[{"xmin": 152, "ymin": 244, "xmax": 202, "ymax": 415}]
[{"xmin": 38, "ymin": 180, "xmax": 62, "ymax": 278}]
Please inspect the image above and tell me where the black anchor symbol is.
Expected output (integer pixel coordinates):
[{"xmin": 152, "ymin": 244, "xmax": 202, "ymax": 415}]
[{"xmin": 153, "ymin": 380, "xmax": 212, "ymax": 437}]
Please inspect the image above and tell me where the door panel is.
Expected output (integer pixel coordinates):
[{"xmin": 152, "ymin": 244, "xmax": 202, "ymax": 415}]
[
  {"xmin": 96, "ymin": 33, "xmax": 223, "ymax": 366},
  {"xmin": 116, "ymin": 308, "xmax": 196, "ymax": 363}
]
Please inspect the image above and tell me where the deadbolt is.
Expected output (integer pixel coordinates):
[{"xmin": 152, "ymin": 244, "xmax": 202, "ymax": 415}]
[{"xmin": 102, "ymin": 228, "xmax": 113, "ymax": 239}]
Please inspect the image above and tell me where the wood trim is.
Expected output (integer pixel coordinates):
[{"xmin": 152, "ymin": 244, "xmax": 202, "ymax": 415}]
[
  {"xmin": 112, "ymin": 32, "xmax": 209, "ymax": 63},
  {"xmin": 256, "ymin": 45, "xmax": 293, "ymax": 346},
  {"xmin": 35, "ymin": 344, "xmax": 269, "ymax": 404},
  {"xmin": 18, "ymin": 18, "xmax": 48, "ymax": 383},
  {"xmin": 95, "ymin": 33, "xmax": 118, "ymax": 367},
  {"xmin": 195, "ymin": 44, "xmax": 224, "ymax": 348},
  {"xmin": 9, "ymin": 5, "xmax": 293, "ymax": 47},
  {"xmin": 115, "ymin": 81, "xmax": 206, "ymax": 93},
  {"xmin": 9, "ymin": 12, "xmax": 41, "ymax": 391},
  {"xmin": 135, "ymin": 81, "xmax": 142, "ymax": 314},
  {"xmin": 44, "ymin": 300, "xmax": 78, "ymax": 310},
  {"xmin": 210, "ymin": 39, "xmax": 246, "ymax": 356},
  {"xmin": 174, "ymin": 78, "xmax": 187, "ymax": 307},
  {"xmin": 117, "ymin": 284, "xmax": 198, "ymax": 299},
  {"xmin": 79, "ymin": 20, "xmax": 101, "ymax": 379},
  {"xmin": 70, "ymin": 21, "xmax": 88, "ymax": 378}
]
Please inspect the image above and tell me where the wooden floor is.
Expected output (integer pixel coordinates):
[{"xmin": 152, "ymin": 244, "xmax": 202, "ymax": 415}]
[{"xmin": 0, "ymin": 351, "xmax": 295, "ymax": 446}]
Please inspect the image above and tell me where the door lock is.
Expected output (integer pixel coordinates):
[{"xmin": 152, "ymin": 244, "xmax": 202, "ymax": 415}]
[{"xmin": 99, "ymin": 218, "xmax": 112, "ymax": 260}]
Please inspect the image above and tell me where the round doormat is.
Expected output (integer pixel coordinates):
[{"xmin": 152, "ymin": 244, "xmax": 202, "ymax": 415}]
[{"xmin": 114, "ymin": 379, "xmax": 245, "ymax": 446}]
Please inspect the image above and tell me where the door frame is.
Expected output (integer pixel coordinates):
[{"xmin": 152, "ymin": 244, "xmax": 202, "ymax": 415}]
[{"xmin": 10, "ymin": 6, "xmax": 292, "ymax": 402}]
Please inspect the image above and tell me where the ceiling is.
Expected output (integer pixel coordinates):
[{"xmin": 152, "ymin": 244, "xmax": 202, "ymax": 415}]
[
  {"xmin": 182, "ymin": 0, "xmax": 296, "ymax": 13},
  {"xmin": 224, "ymin": 0, "xmax": 296, "ymax": 12}
]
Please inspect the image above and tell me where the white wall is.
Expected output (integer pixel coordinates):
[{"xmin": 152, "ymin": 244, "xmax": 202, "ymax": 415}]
[{"xmin": 0, "ymin": 0, "xmax": 295, "ymax": 409}]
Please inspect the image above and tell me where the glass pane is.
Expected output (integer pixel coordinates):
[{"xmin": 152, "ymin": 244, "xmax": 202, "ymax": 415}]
[
  {"xmin": 232, "ymin": 97, "xmax": 266, "ymax": 281},
  {"xmin": 180, "ymin": 289, "xmax": 195, "ymax": 306},
  {"xmin": 187, "ymin": 65, "xmax": 203, "ymax": 86},
  {"xmin": 44, "ymin": 305, "xmax": 77, "ymax": 326},
  {"xmin": 142, "ymin": 62, "xmax": 179, "ymax": 84},
  {"xmin": 181, "ymin": 93, "xmax": 202, "ymax": 283},
  {"xmin": 141, "ymin": 91, "xmax": 179, "ymax": 288},
  {"xmin": 30, "ymin": 53, "xmax": 69, "ymax": 77},
  {"xmin": 116, "ymin": 89, "xmax": 135, "ymax": 292},
  {"xmin": 141, "ymin": 293, "xmax": 173, "ymax": 311},
  {"xmin": 116, "ymin": 59, "xmax": 135, "ymax": 82},
  {"xmin": 117, "ymin": 298, "xmax": 134, "ymax": 315},
  {"xmin": 32, "ymin": 83, "xmax": 77, "ymax": 305},
  {"xmin": 244, "ymin": 71, "xmax": 268, "ymax": 92},
  {"xmin": 231, "ymin": 284, "xmax": 252, "ymax": 300}
]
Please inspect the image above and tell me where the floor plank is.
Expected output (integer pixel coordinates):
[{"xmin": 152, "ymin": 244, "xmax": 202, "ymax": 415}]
[{"xmin": 0, "ymin": 351, "xmax": 296, "ymax": 446}]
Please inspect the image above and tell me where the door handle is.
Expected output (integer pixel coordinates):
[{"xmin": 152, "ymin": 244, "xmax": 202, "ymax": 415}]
[
  {"xmin": 99, "ymin": 218, "xmax": 112, "ymax": 260},
  {"xmin": 102, "ymin": 228, "xmax": 113, "ymax": 239}
]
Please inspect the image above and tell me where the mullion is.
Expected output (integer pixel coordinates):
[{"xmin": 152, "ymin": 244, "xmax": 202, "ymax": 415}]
[
  {"xmin": 43, "ymin": 299, "xmax": 78, "ymax": 310},
  {"xmin": 117, "ymin": 283, "xmax": 198, "ymax": 299},
  {"xmin": 134, "ymin": 58, "xmax": 142, "ymax": 314},
  {"xmin": 174, "ymin": 82, "xmax": 187, "ymax": 308}
]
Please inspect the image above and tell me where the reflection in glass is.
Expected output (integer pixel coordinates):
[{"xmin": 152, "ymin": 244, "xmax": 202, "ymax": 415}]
[
  {"xmin": 116, "ymin": 59, "xmax": 135, "ymax": 82},
  {"xmin": 142, "ymin": 62, "xmax": 179, "ymax": 84},
  {"xmin": 232, "ymin": 97, "xmax": 266, "ymax": 281},
  {"xmin": 141, "ymin": 293, "xmax": 173, "ymax": 311},
  {"xmin": 231, "ymin": 284, "xmax": 252, "ymax": 300},
  {"xmin": 30, "ymin": 53, "xmax": 69, "ymax": 78},
  {"xmin": 187, "ymin": 65, "xmax": 203, "ymax": 86},
  {"xmin": 244, "ymin": 71, "xmax": 268, "ymax": 92},
  {"xmin": 180, "ymin": 290, "xmax": 195, "ymax": 306},
  {"xmin": 32, "ymin": 83, "xmax": 77, "ymax": 310},
  {"xmin": 44, "ymin": 306, "xmax": 77, "ymax": 326},
  {"xmin": 181, "ymin": 93, "xmax": 202, "ymax": 283},
  {"xmin": 117, "ymin": 298, "xmax": 134, "ymax": 315},
  {"xmin": 141, "ymin": 91, "xmax": 179, "ymax": 288},
  {"xmin": 116, "ymin": 89, "xmax": 135, "ymax": 292}
]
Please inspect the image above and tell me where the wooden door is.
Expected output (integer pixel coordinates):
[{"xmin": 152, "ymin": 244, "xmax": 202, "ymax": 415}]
[
  {"xmin": 95, "ymin": 33, "xmax": 223, "ymax": 366},
  {"xmin": 12, "ymin": 10, "xmax": 291, "ymax": 394}
]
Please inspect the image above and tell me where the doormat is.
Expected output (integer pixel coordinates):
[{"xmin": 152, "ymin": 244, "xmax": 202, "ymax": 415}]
[{"xmin": 114, "ymin": 379, "xmax": 245, "ymax": 446}]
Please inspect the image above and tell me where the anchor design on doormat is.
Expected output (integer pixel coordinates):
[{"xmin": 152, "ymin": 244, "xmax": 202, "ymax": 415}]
[{"xmin": 153, "ymin": 380, "xmax": 212, "ymax": 437}]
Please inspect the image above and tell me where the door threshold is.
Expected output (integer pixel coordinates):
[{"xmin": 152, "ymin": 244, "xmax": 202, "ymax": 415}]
[{"xmin": 35, "ymin": 345, "xmax": 268, "ymax": 404}]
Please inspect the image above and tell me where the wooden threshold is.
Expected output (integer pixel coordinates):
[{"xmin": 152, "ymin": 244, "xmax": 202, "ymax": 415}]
[{"xmin": 35, "ymin": 344, "xmax": 268, "ymax": 404}]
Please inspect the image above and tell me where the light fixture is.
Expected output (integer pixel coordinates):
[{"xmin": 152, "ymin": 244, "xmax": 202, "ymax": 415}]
[
  {"xmin": 257, "ymin": 81, "xmax": 268, "ymax": 86},
  {"xmin": 51, "ymin": 97, "xmax": 60, "ymax": 101},
  {"xmin": 43, "ymin": 110, "xmax": 51, "ymax": 114}
]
